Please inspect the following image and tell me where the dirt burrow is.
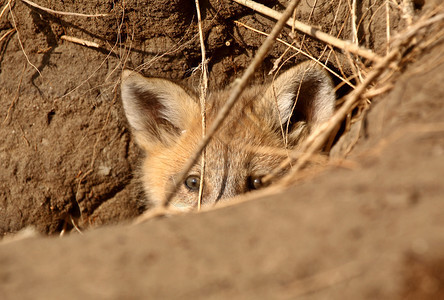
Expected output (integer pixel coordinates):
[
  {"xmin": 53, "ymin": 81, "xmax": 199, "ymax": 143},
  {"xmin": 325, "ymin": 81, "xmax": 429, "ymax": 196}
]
[
  {"xmin": 0, "ymin": 40, "xmax": 443, "ymax": 298},
  {"xmin": 0, "ymin": 0, "xmax": 412, "ymax": 235}
]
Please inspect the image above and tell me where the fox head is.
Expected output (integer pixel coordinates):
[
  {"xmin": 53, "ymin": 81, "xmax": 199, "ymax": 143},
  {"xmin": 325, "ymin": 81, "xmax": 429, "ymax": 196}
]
[{"xmin": 121, "ymin": 61, "xmax": 335, "ymax": 210}]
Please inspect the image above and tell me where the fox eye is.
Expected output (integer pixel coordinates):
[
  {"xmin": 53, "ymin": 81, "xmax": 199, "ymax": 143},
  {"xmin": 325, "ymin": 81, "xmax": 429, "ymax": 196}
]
[
  {"xmin": 248, "ymin": 176, "xmax": 265, "ymax": 190},
  {"xmin": 185, "ymin": 175, "xmax": 200, "ymax": 191}
]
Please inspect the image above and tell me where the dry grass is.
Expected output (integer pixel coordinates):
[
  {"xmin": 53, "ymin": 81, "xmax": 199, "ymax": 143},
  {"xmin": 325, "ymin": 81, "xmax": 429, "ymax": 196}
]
[
  {"xmin": 194, "ymin": 0, "xmax": 208, "ymax": 211},
  {"xmin": 20, "ymin": 0, "xmax": 109, "ymax": 17},
  {"xmin": 136, "ymin": 1, "xmax": 444, "ymax": 221}
]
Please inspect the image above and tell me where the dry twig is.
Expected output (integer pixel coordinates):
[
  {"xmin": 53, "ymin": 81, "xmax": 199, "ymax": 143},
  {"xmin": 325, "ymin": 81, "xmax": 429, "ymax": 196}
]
[
  {"xmin": 351, "ymin": 0, "xmax": 358, "ymax": 44},
  {"xmin": 263, "ymin": 9, "xmax": 444, "ymax": 185},
  {"xmin": 7, "ymin": 0, "xmax": 41, "ymax": 76},
  {"xmin": 386, "ymin": 0, "xmax": 391, "ymax": 53},
  {"xmin": 59, "ymin": 40, "xmax": 120, "ymax": 99},
  {"xmin": 233, "ymin": 0, "xmax": 382, "ymax": 62},
  {"xmin": 0, "ymin": 28, "xmax": 15, "ymax": 43},
  {"xmin": 0, "ymin": 1, "xmax": 9, "ymax": 19},
  {"xmin": 234, "ymin": 20, "xmax": 355, "ymax": 88},
  {"xmin": 194, "ymin": 0, "xmax": 208, "ymax": 211},
  {"xmin": 61, "ymin": 35, "xmax": 100, "ymax": 48},
  {"xmin": 159, "ymin": 0, "xmax": 302, "ymax": 209},
  {"xmin": 21, "ymin": 0, "xmax": 109, "ymax": 17},
  {"xmin": 264, "ymin": 49, "xmax": 400, "ymax": 185}
]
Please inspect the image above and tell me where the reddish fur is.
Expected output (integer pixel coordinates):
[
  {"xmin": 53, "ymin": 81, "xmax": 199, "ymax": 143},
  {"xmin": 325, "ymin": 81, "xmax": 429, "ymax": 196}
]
[{"xmin": 121, "ymin": 61, "xmax": 335, "ymax": 209}]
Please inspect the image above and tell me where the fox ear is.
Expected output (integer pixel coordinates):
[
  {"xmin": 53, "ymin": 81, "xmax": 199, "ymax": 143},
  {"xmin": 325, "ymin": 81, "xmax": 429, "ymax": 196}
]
[
  {"xmin": 264, "ymin": 61, "xmax": 335, "ymax": 137},
  {"xmin": 121, "ymin": 70, "xmax": 199, "ymax": 149}
]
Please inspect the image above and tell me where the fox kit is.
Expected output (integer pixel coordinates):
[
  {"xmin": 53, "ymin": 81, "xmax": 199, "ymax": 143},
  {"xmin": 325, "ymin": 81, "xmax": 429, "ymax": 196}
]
[{"xmin": 121, "ymin": 61, "xmax": 335, "ymax": 209}]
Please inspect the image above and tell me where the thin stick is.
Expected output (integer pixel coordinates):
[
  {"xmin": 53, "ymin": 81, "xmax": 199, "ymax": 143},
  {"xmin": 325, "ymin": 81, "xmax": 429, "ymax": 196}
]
[
  {"xmin": 135, "ymin": 124, "xmax": 444, "ymax": 224},
  {"xmin": 232, "ymin": 0, "xmax": 382, "ymax": 62},
  {"xmin": 386, "ymin": 0, "xmax": 391, "ymax": 54},
  {"xmin": 234, "ymin": 20, "xmax": 355, "ymax": 88},
  {"xmin": 70, "ymin": 215, "xmax": 83, "ymax": 235},
  {"xmin": 8, "ymin": 1, "xmax": 41, "ymax": 77},
  {"xmin": 20, "ymin": 0, "xmax": 109, "ymax": 17},
  {"xmin": 59, "ymin": 38, "xmax": 119, "ymax": 99},
  {"xmin": 195, "ymin": 0, "xmax": 207, "ymax": 211},
  {"xmin": 195, "ymin": 0, "xmax": 208, "ymax": 211},
  {"xmin": 161, "ymin": 0, "xmax": 302, "ymax": 208},
  {"xmin": 352, "ymin": 0, "xmax": 358, "ymax": 44},
  {"xmin": 392, "ymin": 13, "xmax": 444, "ymax": 47},
  {"xmin": 351, "ymin": 0, "xmax": 364, "ymax": 82},
  {"xmin": 263, "ymin": 49, "xmax": 400, "ymax": 184},
  {"xmin": 362, "ymin": 83, "xmax": 394, "ymax": 98},
  {"xmin": 0, "ymin": 1, "xmax": 9, "ymax": 19},
  {"xmin": 60, "ymin": 35, "xmax": 100, "ymax": 48},
  {"xmin": 0, "ymin": 28, "xmax": 15, "ymax": 43}
]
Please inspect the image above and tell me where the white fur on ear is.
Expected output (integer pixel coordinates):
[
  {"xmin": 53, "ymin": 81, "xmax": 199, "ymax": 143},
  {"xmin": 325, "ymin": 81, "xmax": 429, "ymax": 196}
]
[
  {"xmin": 120, "ymin": 70, "xmax": 199, "ymax": 145},
  {"xmin": 121, "ymin": 70, "xmax": 149, "ymax": 133},
  {"xmin": 276, "ymin": 91, "xmax": 296, "ymax": 125},
  {"xmin": 308, "ymin": 69, "xmax": 336, "ymax": 124},
  {"xmin": 265, "ymin": 61, "xmax": 336, "ymax": 128}
]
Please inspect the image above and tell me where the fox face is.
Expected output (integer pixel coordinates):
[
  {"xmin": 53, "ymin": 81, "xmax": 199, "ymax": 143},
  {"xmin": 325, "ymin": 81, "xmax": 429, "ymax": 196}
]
[{"xmin": 121, "ymin": 61, "xmax": 335, "ymax": 209}]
